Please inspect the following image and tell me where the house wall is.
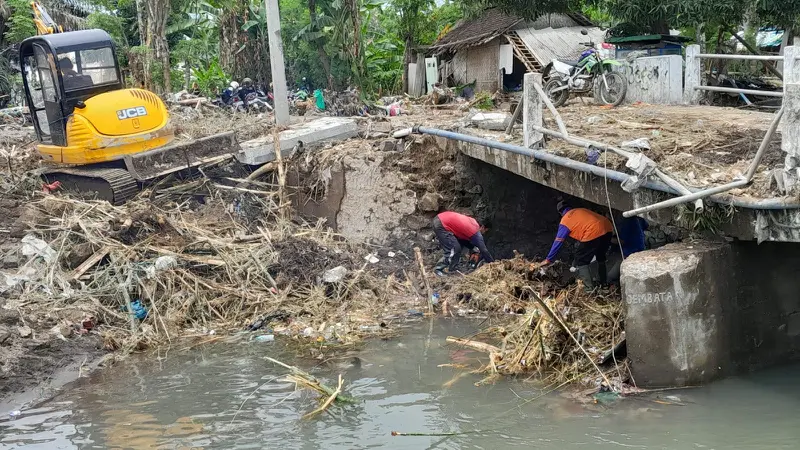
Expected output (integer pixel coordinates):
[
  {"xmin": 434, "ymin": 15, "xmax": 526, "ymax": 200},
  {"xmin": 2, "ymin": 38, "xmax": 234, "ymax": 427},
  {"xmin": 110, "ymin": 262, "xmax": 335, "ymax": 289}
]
[
  {"xmin": 465, "ymin": 39, "xmax": 501, "ymax": 93},
  {"xmin": 453, "ymin": 51, "xmax": 467, "ymax": 86}
]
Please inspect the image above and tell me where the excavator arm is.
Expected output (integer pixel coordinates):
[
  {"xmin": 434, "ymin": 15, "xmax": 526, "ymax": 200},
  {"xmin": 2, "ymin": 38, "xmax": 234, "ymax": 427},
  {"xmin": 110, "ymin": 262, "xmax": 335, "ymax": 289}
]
[{"xmin": 31, "ymin": 1, "xmax": 63, "ymax": 34}]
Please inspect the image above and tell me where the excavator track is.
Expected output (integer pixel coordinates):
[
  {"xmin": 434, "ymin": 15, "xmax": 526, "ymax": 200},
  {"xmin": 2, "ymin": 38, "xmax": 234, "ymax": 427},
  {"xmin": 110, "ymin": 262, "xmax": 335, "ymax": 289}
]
[{"xmin": 41, "ymin": 167, "xmax": 138, "ymax": 206}]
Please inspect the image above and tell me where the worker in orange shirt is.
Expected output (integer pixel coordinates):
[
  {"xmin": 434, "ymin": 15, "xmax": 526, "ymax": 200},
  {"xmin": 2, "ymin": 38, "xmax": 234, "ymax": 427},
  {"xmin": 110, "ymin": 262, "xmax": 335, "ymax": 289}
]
[{"xmin": 535, "ymin": 201, "xmax": 613, "ymax": 290}]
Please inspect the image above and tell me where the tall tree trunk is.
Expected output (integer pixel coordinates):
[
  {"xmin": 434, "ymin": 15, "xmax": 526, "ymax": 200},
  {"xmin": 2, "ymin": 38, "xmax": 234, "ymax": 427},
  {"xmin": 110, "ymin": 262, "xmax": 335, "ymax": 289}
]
[
  {"xmin": 695, "ymin": 23, "xmax": 706, "ymax": 53},
  {"xmin": 146, "ymin": 0, "xmax": 170, "ymax": 93},
  {"xmin": 402, "ymin": 36, "xmax": 412, "ymax": 94},
  {"xmin": 219, "ymin": 1, "xmax": 250, "ymax": 81},
  {"xmin": 348, "ymin": 0, "xmax": 363, "ymax": 83},
  {"xmin": 135, "ymin": 0, "xmax": 147, "ymax": 45},
  {"xmin": 308, "ymin": 0, "xmax": 333, "ymax": 90}
]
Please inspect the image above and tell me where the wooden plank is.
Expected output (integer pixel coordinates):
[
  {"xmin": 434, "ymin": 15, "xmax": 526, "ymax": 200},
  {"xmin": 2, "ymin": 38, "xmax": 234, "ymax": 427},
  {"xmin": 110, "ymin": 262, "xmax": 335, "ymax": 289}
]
[{"xmin": 69, "ymin": 246, "xmax": 111, "ymax": 280}]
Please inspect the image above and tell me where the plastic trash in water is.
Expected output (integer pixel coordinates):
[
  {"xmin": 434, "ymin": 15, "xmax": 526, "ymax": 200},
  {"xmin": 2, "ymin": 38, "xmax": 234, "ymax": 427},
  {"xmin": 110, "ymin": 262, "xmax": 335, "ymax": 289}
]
[
  {"xmin": 9, "ymin": 410, "xmax": 21, "ymax": 420},
  {"xmin": 254, "ymin": 334, "xmax": 275, "ymax": 342},
  {"xmin": 431, "ymin": 293, "xmax": 440, "ymax": 306}
]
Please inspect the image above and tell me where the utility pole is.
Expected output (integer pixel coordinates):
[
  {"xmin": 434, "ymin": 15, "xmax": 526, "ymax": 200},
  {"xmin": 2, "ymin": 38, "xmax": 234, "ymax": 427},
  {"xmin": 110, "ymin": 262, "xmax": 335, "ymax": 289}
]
[{"xmin": 266, "ymin": 0, "xmax": 290, "ymax": 125}]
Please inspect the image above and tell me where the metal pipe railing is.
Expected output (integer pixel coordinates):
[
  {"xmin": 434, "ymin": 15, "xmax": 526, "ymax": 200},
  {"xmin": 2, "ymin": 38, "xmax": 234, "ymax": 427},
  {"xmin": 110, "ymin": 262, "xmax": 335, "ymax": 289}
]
[
  {"xmin": 696, "ymin": 53, "xmax": 783, "ymax": 61},
  {"xmin": 623, "ymin": 106, "xmax": 785, "ymax": 217},
  {"xmin": 695, "ymin": 86, "xmax": 784, "ymax": 97},
  {"xmin": 393, "ymin": 126, "xmax": 800, "ymax": 211},
  {"xmin": 530, "ymin": 126, "xmax": 704, "ymax": 213}
]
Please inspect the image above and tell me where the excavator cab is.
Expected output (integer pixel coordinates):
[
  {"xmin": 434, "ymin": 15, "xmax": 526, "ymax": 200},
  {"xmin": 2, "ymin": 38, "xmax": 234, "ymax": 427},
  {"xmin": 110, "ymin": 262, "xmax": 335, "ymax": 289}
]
[
  {"xmin": 20, "ymin": 28, "xmax": 237, "ymax": 205},
  {"xmin": 20, "ymin": 29, "xmax": 125, "ymax": 148}
]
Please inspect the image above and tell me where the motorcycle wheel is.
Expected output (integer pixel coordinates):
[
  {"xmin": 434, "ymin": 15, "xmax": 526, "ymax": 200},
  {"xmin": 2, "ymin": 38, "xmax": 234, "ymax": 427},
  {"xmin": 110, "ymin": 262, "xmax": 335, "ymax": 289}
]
[
  {"xmin": 595, "ymin": 72, "xmax": 627, "ymax": 107},
  {"xmin": 544, "ymin": 79, "xmax": 569, "ymax": 107}
]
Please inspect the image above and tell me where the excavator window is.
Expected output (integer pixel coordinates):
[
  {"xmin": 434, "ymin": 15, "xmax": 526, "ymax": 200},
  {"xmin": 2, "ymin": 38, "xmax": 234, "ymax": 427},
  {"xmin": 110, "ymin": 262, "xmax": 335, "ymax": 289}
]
[
  {"xmin": 57, "ymin": 47, "xmax": 118, "ymax": 91},
  {"xmin": 24, "ymin": 45, "xmax": 60, "ymax": 143}
]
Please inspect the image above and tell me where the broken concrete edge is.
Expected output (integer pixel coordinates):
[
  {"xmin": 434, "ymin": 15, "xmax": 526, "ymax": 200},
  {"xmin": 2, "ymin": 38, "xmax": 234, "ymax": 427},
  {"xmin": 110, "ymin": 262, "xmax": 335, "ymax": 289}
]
[{"xmin": 236, "ymin": 117, "xmax": 359, "ymax": 166}]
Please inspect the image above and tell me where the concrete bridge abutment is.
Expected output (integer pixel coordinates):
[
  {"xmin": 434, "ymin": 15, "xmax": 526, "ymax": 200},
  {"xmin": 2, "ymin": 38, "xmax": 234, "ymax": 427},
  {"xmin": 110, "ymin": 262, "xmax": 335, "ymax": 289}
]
[{"xmin": 622, "ymin": 241, "xmax": 800, "ymax": 387}]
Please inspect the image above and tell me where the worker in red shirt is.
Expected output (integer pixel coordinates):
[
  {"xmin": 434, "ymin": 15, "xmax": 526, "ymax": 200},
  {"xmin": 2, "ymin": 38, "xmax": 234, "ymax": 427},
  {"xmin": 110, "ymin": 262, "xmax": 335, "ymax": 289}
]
[
  {"xmin": 535, "ymin": 201, "xmax": 613, "ymax": 290},
  {"xmin": 432, "ymin": 211, "xmax": 494, "ymax": 276}
]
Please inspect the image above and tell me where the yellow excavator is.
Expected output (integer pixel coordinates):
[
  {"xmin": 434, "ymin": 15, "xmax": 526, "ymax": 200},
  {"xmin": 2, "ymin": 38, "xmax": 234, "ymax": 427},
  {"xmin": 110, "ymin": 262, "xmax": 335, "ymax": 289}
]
[{"xmin": 21, "ymin": 2, "xmax": 237, "ymax": 204}]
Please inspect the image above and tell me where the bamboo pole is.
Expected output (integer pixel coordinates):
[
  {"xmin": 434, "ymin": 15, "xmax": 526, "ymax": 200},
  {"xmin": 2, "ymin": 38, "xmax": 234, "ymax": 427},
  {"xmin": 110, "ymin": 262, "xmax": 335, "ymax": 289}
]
[
  {"xmin": 528, "ymin": 288, "xmax": 615, "ymax": 391},
  {"xmin": 413, "ymin": 247, "xmax": 434, "ymax": 313}
]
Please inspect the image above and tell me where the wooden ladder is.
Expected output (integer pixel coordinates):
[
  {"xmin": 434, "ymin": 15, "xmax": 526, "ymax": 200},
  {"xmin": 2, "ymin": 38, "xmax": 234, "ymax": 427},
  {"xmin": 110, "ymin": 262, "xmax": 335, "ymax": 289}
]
[{"xmin": 505, "ymin": 31, "xmax": 542, "ymax": 73}]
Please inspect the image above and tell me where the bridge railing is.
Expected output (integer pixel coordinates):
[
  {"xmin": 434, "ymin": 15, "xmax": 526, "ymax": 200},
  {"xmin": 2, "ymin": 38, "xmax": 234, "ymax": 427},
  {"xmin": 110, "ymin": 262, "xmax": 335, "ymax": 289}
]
[{"xmin": 683, "ymin": 44, "xmax": 794, "ymax": 104}]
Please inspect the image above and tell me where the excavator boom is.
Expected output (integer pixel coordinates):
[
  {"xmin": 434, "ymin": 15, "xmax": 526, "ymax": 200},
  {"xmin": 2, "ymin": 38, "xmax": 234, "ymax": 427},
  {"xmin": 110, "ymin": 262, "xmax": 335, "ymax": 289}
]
[{"xmin": 31, "ymin": 2, "xmax": 63, "ymax": 34}]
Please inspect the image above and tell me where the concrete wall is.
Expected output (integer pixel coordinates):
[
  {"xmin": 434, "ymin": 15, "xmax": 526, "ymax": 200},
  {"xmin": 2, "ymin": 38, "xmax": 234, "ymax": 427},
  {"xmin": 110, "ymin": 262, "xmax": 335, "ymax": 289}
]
[
  {"xmin": 616, "ymin": 55, "xmax": 683, "ymax": 105},
  {"xmin": 458, "ymin": 155, "xmax": 562, "ymax": 259},
  {"xmin": 729, "ymin": 241, "xmax": 800, "ymax": 370},
  {"xmin": 622, "ymin": 240, "xmax": 800, "ymax": 387},
  {"xmin": 622, "ymin": 241, "xmax": 734, "ymax": 387}
]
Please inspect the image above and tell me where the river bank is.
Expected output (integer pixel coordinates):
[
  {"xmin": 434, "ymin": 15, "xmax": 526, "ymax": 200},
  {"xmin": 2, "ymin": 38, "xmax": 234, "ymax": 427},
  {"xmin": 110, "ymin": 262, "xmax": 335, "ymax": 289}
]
[{"xmin": 1, "ymin": 100, "xmax": 633, "ymax": 408}]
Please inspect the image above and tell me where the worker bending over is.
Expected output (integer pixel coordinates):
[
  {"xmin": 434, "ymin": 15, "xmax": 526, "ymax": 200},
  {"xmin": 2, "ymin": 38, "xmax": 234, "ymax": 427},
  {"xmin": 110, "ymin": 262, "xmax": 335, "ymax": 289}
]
[
  {"xmin": 538, "ymin": 201, "xmax": 613, "ymax": 290},
  {"xmin": 433, "ymin": 211, "xmax": 494, "ymax": 276}
]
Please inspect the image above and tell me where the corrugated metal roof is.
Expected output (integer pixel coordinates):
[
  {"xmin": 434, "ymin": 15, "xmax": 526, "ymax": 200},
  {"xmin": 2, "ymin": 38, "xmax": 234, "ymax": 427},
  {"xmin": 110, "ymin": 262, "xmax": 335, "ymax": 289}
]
[{"xmin": 515, "ymin": 26, "xmax": 606, "ymax": 66}]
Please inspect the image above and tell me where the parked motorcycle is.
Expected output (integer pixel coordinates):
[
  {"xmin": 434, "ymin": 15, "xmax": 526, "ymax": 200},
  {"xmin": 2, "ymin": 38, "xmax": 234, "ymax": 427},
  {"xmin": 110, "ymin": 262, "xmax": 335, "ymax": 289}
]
[{"xmin": 543, "ymin": 30, "xmax": 627, "ymax": 107}]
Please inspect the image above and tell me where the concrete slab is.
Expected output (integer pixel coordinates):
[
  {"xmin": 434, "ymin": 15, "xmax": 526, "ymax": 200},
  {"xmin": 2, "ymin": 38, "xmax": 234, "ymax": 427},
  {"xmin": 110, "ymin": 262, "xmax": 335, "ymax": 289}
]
[
  {"xmin": 614, "ymin": 55, "xmax": 683, "ymax": 105},
  {"xmin": 236, "ymin": 117, "xmax": 358, "ymax": 166}
]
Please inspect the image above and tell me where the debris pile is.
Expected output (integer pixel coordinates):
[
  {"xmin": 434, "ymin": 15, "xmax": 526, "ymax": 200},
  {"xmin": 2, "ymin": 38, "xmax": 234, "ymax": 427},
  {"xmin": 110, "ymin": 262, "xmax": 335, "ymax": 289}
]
[
  {"xmin": 325, "ymin": 89, "xmax": 369, "ymax": 117},
  {"xmin": 542, "ymin": 104, "xmax": 782, "ymax": 195},
  {"xmin": 440, "ymin": 255, "xmax": 628, "ymax": 388},
  {"xmin": 1, "ymin": 187, "xmax": 413, "ymax": 354}
]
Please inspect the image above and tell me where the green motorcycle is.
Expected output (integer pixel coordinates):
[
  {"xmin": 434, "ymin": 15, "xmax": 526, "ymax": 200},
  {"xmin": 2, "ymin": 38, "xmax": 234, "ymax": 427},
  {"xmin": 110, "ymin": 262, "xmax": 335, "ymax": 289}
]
[{"xmin": 543, "ymin": 30, "xmax": 627, "ymax": 107}]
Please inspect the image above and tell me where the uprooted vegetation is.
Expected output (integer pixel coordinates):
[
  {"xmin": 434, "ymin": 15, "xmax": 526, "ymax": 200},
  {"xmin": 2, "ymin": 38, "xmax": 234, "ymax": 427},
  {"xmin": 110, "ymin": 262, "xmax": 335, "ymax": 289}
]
[
  {"xmin": 1, "ymin": 184, "xmax": 416, "ymax": 356},
  {"xmin": 438, "ymin": 256, "xmax": 630, "ymax": 391}
]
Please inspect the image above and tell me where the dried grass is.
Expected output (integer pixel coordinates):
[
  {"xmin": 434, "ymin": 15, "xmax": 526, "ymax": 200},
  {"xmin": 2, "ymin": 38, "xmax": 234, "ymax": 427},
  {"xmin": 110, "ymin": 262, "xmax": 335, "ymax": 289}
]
[
  {"xmin": 2, "ymin": 183, "xmax": 410, "ymax": 354},
  {"xmin": 440, "ymin": 255, "xmax": 628, "ymax": 388}
]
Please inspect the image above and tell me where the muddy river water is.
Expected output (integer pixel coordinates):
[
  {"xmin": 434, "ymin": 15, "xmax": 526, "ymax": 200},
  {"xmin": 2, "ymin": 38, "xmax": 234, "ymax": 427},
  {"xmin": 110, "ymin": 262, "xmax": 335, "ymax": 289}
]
[{"xmin": 1, "ymin": 320, "xmax": 799, "ymax": 449}]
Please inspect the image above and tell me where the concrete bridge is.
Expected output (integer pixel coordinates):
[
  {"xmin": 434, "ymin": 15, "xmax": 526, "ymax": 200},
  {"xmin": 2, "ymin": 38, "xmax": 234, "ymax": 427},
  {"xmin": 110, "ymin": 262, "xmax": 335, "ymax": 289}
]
[{"xmin": 407, "ymin": 48, "xmax": 800, "ymax": 387}]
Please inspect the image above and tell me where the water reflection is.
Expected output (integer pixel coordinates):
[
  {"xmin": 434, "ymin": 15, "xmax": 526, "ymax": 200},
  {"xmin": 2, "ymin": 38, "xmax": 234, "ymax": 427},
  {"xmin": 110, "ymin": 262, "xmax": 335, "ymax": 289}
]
[{"xmin": 1, "ymin": 320, "xmax": 800, "ymax": 449}]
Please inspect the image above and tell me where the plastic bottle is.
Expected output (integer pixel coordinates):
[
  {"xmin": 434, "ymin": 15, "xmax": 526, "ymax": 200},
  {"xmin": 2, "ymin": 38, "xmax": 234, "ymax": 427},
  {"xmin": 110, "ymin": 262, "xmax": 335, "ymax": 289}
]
[{"xmin": 254, "ymin": 334, "xmax": 275, "ymax": 342}]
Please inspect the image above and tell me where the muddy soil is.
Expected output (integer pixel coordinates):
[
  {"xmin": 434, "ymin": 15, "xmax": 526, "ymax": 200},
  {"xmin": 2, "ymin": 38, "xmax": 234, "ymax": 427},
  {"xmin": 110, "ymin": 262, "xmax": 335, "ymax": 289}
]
[
  {"xmin": 0, "ymin": 197, "xmax": 106, "ymax": 406},
  {"xmin": 0, "ymin": 300, "xmax": 104, "ymax": 404}
]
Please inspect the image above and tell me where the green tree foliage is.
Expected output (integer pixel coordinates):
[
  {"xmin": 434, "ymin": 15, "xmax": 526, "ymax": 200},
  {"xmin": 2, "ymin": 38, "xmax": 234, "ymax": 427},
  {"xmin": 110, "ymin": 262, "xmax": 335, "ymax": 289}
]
[{"xmin": 4, "ymin": 0, "xmax": 36, "ymax": 44}]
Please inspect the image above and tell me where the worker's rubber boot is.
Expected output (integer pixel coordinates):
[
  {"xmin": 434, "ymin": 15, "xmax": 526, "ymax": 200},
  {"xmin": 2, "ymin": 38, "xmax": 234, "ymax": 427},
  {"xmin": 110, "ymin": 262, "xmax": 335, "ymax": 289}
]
[
  {"xmin": 576, "ymin": 265, "xmax": 595, "ymax": 291},
  {"xmin": 597, "ymin": 261, "xmax": 608, "ymax": 285},
  {"xmin": 434, "ymin": 258, "xmax": 450, "ymax": 277}
]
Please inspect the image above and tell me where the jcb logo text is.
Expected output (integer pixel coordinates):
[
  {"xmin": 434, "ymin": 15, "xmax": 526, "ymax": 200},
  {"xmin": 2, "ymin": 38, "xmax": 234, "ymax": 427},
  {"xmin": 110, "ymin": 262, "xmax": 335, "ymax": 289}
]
[{"xmin": 117, "ymin": 107, "xmax": 147, "ymax": 120}]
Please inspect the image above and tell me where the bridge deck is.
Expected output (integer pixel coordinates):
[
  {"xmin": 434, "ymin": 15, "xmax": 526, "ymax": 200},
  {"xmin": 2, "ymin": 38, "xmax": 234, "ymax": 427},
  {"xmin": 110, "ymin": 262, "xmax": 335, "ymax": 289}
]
[{"xmin": 546, "ymin": 104, "xmax": 781, "ymax": 199}]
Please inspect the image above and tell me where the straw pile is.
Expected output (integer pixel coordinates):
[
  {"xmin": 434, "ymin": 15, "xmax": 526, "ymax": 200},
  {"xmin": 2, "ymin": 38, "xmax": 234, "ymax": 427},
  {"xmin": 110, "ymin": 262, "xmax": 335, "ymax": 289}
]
[
  {"xmin": 441, "ymin": 255, "xmax": 628, "ymax": 387},
  {"xmin": 2, "ymin": 182, "xmax": 410, "ymax": 353}
]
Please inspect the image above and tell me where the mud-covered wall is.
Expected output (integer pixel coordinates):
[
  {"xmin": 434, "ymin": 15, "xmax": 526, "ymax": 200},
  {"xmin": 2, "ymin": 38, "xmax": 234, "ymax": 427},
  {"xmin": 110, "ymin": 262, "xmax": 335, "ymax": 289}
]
[{"xmin": 455, "ymin": 155, "xmax": 562, "ymax": 259}]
